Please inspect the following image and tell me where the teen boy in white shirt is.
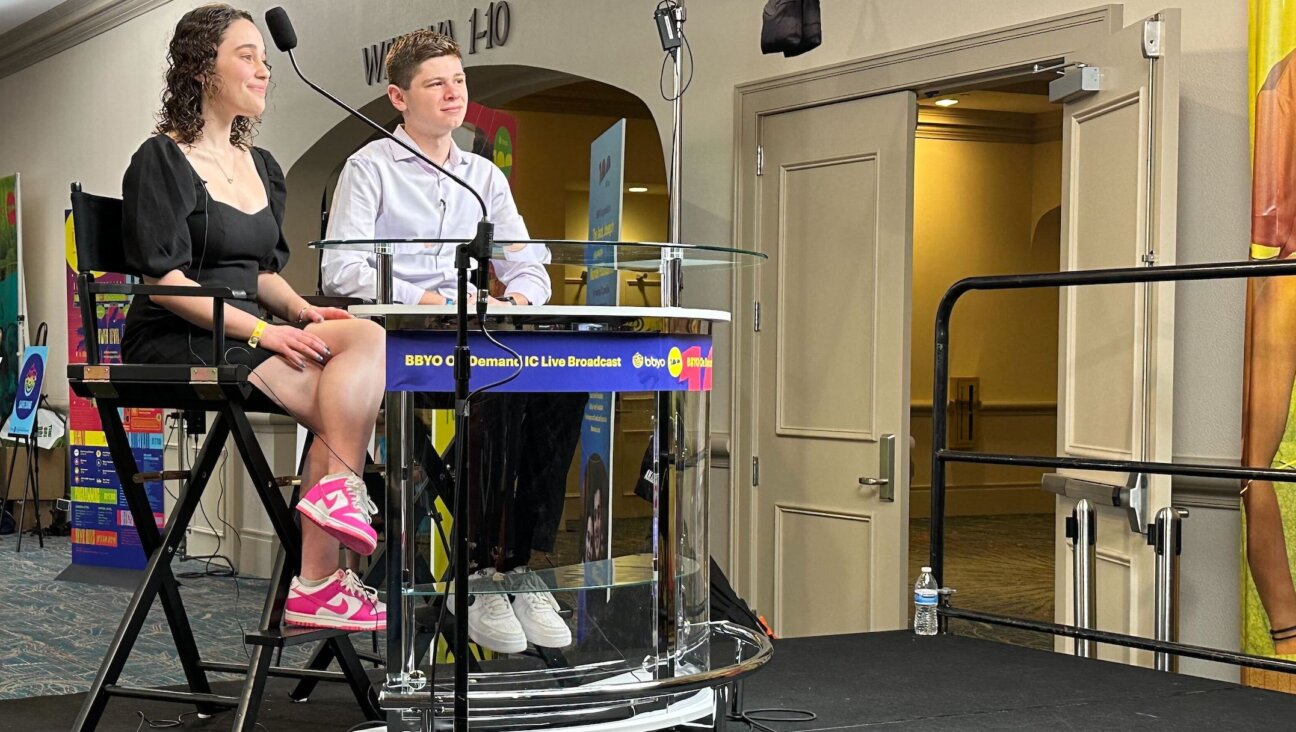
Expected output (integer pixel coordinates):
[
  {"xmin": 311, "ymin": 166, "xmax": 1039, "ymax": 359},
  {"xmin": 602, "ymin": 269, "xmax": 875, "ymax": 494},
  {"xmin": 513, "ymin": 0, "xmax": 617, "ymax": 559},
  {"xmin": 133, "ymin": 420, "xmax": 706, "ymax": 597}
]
[{"xmin": 323, "ymin": 30, "xmax": 570, "ymax": 654}]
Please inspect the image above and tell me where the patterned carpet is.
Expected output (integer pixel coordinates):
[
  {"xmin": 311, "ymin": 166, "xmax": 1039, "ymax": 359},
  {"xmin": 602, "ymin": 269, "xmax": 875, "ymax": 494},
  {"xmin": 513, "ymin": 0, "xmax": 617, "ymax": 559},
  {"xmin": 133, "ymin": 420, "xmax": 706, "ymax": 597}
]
[
  {"xmin": 910, "ymin": 513, "xmax": 1056, "ymax": 650},
  {"xmin": 0, "ymin": 515, "xmax": 1055, "ymax": 701},
  {"xmin": 0, "ymin": 535, "xmax": 319, "ymax": 701}
]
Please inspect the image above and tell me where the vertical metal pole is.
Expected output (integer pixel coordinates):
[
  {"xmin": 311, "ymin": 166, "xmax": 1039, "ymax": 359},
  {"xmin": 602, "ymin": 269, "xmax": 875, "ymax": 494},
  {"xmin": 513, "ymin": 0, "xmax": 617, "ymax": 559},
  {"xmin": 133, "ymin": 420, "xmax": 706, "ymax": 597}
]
[
  {"xmin": 1154, "ymin": 506, "xmax": 1187, "ymax": 672},
  {"xmin": 377, "ymin": 247, "xmax": 394, "ymax": 307},
  {"xmin": 379, "ymin": 248, "xmax": 406, "ymax": 692},
  {"xmin": 662, "ymin": 4, "xmax": 684, "ymax": 306},
  {"xmin": 1069, "ymin": 499, "xmax": 1097, "ymax": 658},
  {"xmin": 398, "ymin": 394, "xmax": 418, "ymax": 684},
  {"xmin": 711, "ymin": 684, "xmax": 730, "ymax": 732},
  {"xmin": 177, "ymin": 413, "xmax": 188, "ymax": 559},
  {"xmin": 383, "ymin": 391, "xmax": 404, "ymax": 690},
  {"xmin": 669, "ymin": 44, "xmax": 682, "ymax": 245},
  {"xmin": 729, "ymin": 640, "xmax": 745, "ymax": 714},
  {"xmin": 930, "ymin": 293, "xmax": 956, "ymax": 629}
]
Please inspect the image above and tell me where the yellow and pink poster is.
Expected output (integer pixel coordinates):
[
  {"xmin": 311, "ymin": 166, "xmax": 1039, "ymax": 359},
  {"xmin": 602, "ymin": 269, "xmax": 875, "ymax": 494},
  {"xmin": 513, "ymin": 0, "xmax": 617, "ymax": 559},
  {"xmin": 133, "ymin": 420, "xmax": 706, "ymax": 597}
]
[
  {"xmin": 1242, "ymin": 0, "xmax": 1296, "ymax": 689},
  {"xmin": 64, "ymin": 210, "xmax": 165, "ymax": 569},
  {"xmin": 454, "ymin": 101, "xmax": 516, "ymax": 182}
]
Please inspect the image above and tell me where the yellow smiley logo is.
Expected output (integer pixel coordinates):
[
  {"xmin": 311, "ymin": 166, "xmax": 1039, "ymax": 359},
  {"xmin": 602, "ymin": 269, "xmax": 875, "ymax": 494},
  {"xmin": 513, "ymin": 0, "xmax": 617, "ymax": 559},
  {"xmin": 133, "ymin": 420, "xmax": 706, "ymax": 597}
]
[{"xmin": 667, "ymin": 347, "xmax": 683, "ymax": 378}]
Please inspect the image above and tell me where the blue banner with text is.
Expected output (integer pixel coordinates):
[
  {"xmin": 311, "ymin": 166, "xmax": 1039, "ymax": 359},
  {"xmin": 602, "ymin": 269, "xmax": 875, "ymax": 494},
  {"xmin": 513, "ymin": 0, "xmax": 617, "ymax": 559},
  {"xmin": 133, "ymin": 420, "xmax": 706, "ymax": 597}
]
[{"xmin": 387, "ymin": 331, "xmax": 713, "ymax": 393}]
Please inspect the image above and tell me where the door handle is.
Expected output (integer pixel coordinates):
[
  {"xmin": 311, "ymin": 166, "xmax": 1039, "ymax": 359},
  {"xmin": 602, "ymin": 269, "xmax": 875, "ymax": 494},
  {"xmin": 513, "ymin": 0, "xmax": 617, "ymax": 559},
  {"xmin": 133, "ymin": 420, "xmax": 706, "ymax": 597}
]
[{"xmin": 858, "ymin": 433, "xmax": 896, "ymax": 502}]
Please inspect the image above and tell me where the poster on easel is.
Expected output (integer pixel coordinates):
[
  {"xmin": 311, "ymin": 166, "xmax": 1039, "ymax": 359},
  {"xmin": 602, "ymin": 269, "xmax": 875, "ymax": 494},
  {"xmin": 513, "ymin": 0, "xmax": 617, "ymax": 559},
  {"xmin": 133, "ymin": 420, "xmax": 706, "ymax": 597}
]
[
  {"xmin": 577, "ymin": 121, "xmax": 625, "ymax": 637},
  {"xmin": 64, "ymin": 210, "xmax": 165, "ymax": 570},
  {"xmin": 7, "ymin": 345, "xmax": 45, "ymax": 437}
]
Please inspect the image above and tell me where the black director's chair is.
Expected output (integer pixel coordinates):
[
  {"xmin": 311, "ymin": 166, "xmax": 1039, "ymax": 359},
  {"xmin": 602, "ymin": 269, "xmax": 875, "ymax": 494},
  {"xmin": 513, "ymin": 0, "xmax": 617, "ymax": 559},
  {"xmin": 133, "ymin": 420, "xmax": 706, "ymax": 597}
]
[{"xmin": 65, "ymin": 183, "xmax": 380, "ymax": 730}]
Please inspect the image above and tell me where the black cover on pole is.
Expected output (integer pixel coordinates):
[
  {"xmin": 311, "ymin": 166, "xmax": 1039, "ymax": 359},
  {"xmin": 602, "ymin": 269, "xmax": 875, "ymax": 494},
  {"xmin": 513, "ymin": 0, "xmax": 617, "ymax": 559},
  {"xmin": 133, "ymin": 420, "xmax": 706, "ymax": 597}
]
[{"xmin": 760, "ymin": 0, "xmax": 822, "ymax": 58}]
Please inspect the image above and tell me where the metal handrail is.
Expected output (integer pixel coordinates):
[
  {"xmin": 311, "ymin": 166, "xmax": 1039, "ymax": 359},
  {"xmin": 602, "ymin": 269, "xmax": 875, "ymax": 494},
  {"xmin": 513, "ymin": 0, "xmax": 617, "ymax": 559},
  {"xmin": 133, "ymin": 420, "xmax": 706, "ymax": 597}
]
[{"xmin": 930, "ymin": 257, "xmax": 1296, "ymax": 661}]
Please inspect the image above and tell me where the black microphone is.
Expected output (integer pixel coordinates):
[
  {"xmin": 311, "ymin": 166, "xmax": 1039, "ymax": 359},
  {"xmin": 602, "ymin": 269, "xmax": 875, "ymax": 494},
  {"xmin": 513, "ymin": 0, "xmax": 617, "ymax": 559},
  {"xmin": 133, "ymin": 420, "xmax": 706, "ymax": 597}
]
[
  {"xmin": 264, "ymin": 6, "xmax": 297, "ymax": 52},
  {"xmin": 263, "ymin": 7, "xmax": 489, "ymax": 229}
]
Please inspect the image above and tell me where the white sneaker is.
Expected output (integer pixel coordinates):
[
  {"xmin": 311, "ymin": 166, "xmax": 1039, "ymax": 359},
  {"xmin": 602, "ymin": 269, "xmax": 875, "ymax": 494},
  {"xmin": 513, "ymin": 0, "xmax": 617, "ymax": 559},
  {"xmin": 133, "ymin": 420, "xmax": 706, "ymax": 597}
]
[
  {"xmin": 447, "ymin": 568, "xmax": 527, "ymax": 654},
  {"xmin": 509, "ymin": 567, "xmax": 572, "ymax": 649}
]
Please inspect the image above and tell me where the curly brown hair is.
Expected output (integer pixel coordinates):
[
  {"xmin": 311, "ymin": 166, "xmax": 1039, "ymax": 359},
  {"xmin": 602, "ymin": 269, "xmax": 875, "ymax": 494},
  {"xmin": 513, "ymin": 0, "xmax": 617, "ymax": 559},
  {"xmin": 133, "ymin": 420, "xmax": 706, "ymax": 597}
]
[
  {"xmin": 385, "ymin": 30, "xmax": 462, "ymax": 90},
  {"xmin": 155, "ymin": 4, "xmax": 260, "ymax": 149}
]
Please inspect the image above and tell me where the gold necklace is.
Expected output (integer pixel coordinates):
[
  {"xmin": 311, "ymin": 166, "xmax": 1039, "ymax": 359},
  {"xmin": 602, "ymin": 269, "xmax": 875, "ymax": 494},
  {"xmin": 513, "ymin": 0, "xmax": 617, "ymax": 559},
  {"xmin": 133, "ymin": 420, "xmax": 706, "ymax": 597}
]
[{"xmin": 208, "ymin": 146, "xmax": 237, "ymax": 184}]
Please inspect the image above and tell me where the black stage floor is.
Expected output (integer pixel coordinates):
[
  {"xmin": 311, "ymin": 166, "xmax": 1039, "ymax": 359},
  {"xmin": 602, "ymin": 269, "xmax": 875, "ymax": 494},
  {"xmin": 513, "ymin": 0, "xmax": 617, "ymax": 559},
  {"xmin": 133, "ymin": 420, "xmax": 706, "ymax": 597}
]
[{"xmin": 6, "ymin": 631, "xmax": 1296, "ymax": 730}]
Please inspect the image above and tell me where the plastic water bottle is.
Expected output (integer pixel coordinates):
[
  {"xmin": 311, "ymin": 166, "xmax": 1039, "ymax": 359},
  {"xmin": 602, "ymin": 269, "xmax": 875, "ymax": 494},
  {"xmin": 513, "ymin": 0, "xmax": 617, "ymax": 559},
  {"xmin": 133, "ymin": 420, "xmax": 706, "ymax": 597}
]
[{"xmin": 913, "ymin": 566, "xmax": 939, "ymax": 636}]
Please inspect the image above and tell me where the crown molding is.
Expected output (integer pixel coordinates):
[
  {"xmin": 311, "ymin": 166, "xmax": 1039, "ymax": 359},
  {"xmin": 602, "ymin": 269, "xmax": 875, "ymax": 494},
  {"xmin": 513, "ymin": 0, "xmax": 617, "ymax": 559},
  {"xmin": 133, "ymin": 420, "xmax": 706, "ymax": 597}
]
[
  {"xmin": 917, "ymin": 107, "xmax": 1061, "ymax": 144},
  {"xmin": 0, "ymin": 0, "xmax": 172, "ymax": 81}
]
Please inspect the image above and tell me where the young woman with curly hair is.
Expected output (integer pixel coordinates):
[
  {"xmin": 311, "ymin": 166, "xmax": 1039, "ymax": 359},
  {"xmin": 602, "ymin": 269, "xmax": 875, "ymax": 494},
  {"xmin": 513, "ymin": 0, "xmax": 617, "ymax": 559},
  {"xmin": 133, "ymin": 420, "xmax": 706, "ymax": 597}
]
[{"xmin": 120, "ymin": 4, "xmax": 387, "ymax": 631}]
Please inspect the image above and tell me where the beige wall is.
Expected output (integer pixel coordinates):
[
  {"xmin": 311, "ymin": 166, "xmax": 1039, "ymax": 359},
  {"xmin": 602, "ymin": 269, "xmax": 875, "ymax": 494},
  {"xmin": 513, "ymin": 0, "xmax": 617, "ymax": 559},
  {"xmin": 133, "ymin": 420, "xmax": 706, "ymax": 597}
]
[
  {"xmin": 911, "ymin": 137, "xmax": 1061, "ymax": 405},
  {"xmin": 0, "ymin": 2, "xmax": 1248, "ymax": 467},
  {"xmin": 910, "ymin": 135, "xmax": 1061, "ymax": 516}
]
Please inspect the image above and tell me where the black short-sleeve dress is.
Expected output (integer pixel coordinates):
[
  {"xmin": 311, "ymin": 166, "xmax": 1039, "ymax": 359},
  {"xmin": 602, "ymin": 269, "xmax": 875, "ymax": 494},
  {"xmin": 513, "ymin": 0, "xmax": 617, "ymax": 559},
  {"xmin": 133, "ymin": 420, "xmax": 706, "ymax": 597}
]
[{"xmin": 120, "ymin": 135, "xmax": 291, "ymax": 370}]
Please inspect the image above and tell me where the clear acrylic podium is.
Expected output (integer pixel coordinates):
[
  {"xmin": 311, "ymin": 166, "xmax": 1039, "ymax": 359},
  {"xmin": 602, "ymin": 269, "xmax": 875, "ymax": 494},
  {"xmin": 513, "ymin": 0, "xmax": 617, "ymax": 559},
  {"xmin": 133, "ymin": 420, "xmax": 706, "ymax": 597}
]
[{"xmin": 313, "ymin": 240, "xmax": 770, "ymax": 730}]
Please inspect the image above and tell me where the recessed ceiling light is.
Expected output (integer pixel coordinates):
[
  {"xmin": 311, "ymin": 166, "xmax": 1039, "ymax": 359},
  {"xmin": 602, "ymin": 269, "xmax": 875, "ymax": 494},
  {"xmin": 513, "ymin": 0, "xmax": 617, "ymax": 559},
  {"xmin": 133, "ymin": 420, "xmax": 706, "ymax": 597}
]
[
  {"xmin": 933, "ymin": 98, "xmax": 959, "ymax": 107},
  {"xmin": 628, "ymin": 186, "xmax": 649, "ymax": 193}
]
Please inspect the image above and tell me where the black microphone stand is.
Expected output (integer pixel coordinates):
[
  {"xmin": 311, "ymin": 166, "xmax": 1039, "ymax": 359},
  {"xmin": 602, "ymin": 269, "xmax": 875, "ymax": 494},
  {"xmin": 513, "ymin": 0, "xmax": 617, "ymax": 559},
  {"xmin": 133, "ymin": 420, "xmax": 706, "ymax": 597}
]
[
  {"xmin": 449, "ymin": 220, "xmax": 492, "ymax": 730},
  {"xmin": 270, "ymin": 16, "xmax": 490, "ymax": 728}
]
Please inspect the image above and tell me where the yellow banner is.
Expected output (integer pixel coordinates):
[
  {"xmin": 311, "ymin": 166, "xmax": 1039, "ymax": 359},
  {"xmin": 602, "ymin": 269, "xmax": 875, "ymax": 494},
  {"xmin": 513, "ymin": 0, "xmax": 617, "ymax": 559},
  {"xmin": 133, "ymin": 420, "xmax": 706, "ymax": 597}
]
[{"xmin": 1242, "ymin": 0, "xmax": 1296, "ymax": 687}]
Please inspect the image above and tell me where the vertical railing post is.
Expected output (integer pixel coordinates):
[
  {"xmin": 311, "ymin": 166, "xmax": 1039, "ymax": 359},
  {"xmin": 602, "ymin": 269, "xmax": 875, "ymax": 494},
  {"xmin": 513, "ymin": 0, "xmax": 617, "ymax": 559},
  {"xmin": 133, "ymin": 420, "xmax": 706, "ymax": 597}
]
[
  {"xmin": 1067, "ymin": 499, "xmax": 1097, "ymax": 658},
  {"xmin": 1153, "ymin": 506, "xmax": 1188, "ymax": 672}
]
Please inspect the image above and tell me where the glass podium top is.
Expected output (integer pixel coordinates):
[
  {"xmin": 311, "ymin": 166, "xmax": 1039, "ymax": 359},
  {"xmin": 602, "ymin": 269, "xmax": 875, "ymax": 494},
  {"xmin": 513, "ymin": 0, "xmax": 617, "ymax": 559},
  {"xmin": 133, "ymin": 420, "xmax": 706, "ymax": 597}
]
[{"xmin": 310, "ymin": 238, "xmax": 765, "ymax": 271}]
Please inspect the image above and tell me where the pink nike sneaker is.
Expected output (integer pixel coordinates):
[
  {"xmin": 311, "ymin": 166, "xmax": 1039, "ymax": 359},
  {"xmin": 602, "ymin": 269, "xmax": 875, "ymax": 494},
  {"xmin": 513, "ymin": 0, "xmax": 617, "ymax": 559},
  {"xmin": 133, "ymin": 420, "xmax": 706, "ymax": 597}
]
[
  {"xmin": 285, "ymin": 569, "xmax": 386, "ymax": 632},
  {"xmin": 296, "ymin": 472, "xmax": 378, "ymax": 556}
]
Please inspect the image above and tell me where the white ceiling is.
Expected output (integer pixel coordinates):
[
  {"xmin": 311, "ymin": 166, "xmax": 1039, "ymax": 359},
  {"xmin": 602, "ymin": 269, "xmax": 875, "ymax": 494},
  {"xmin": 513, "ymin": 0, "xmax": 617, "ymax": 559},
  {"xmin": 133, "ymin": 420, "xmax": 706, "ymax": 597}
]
[{"xmin": 0, "ymin": 0, "xmax": 71, "ymax": 37}]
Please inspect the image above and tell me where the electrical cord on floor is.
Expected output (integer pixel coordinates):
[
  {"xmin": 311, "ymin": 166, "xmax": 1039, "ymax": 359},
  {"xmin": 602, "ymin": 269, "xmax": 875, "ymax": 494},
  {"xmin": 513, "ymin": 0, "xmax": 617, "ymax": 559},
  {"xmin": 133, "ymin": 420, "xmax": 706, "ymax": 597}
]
[
  {"xmin": 728, "ymin": 707, "xmax": 817, "ymax": 732},
  {"xmin": 167, "ymin": 414, "xmax": 237, "ymax": 579},
  {"xmin": 163, "ymin": 420, "xmax": 250, "ymax": 660},
  {"xmin": 133, "ymin": 421, "xmax": 255, "ymax": 726},
  {"xmin": 132, "ymin": 709, "xmax": 270, "ymax": 731},
  {"xmin": 345, "ymin": 722, "xmax": 387, "ymax": 732}
]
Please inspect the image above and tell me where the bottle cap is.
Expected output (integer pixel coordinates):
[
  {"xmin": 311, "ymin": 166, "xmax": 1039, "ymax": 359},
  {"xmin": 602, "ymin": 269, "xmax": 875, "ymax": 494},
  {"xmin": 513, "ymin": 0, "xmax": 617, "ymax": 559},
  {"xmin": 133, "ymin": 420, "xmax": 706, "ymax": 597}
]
[{"xmin": 920, "ymin": 566, "xmax": 932, "ymax": 573}]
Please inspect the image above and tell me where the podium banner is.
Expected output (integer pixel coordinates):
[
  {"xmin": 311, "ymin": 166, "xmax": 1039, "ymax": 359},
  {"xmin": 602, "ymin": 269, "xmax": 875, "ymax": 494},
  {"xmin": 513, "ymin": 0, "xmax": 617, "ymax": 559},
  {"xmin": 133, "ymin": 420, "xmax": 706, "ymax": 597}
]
[{"xmin": 387, "ymin": 331, "xmax": 713, "ymax": 393}]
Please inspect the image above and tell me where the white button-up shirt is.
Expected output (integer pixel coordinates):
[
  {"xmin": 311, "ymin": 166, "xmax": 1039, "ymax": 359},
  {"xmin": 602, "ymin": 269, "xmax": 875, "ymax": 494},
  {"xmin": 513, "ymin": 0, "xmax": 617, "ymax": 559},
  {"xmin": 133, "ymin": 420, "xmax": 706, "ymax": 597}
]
[{"xmin": 321, "ymin": 125, "xmax": 551, "ymax": 305}]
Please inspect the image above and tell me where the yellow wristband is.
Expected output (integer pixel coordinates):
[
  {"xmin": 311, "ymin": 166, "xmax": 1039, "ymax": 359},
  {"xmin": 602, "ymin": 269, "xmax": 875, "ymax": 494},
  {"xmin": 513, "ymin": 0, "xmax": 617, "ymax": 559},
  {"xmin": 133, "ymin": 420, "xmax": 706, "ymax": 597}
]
[{"xmin": 248, "ymin": 320, "xmax": 267, "ymax": 348}]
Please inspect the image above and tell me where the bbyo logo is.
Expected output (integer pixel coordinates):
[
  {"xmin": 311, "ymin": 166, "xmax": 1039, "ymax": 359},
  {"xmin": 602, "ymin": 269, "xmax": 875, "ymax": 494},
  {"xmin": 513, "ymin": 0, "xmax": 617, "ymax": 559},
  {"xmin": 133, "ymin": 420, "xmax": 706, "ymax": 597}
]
[
  {"xmin": 633, "ymin": 352, "xmax": 666, "ymax": 369},
  {"xmin": 667, "ymin": 347, "xmax": 684, "ymax": 378}
]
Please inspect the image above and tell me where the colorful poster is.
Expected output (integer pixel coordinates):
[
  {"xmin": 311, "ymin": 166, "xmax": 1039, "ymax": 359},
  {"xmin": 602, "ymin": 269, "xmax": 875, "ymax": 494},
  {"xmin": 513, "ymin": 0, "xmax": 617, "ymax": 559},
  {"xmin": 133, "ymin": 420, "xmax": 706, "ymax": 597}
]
[
  {"xmin": 578, "ymin": 122, "xmax": 626, "ymax": 630},
  {"xmin": 7, "ymin": 345, "xmax": 45, "ymax": 437},
  {"xmin": 65, "ymin": 210, "xmax": 165, "ymax": 569},
  {"xmin": 0, "ymin": 174, "xmax": 24, "ymax": 420},
  {"xmin": 454, "ymin": 101, "xmax": 518, "ymax": 182}
]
